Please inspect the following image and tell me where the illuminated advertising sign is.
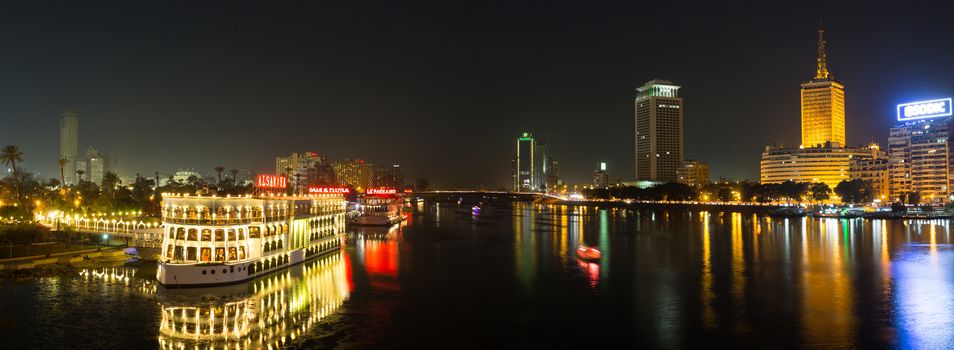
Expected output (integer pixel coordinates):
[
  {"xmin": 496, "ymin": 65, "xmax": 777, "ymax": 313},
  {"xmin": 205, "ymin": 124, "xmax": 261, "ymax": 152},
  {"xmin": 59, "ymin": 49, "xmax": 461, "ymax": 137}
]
[
  {"xmin": 897, "ymin": 98, "xmax": 953, "ymax": 121},
  {"xmin": 366, "ymin": 188, "xmax": 397, "ymax": 196},
  {"xmin": 256, "ymin": 175, "xmax": 287, "ymax": 189},
  {"xmin": 307, "ymin": 187, "xmax": 351, "ymax": 194}
]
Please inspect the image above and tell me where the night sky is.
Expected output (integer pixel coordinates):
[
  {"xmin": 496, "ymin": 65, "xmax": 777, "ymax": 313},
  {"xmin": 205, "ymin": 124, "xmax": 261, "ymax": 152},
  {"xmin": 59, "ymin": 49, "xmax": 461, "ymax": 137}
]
[{"xmin": 2, "ymin": 1, "xmax": 954, "ymax": 188}]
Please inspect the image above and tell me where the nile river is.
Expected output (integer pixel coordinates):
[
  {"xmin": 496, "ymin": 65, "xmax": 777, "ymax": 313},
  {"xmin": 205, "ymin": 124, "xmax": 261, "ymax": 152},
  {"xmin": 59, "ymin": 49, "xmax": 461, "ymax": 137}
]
[{"xmin": 2, "ymin": 201, "xmax": 954, "ymax": 348}]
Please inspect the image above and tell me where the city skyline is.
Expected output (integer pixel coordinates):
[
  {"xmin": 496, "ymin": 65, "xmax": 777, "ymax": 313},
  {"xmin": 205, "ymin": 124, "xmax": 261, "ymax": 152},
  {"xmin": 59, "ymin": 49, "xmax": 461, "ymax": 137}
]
[{"xmin": 2, "ymin": 2, "xmax": 954, "ymax": 187}]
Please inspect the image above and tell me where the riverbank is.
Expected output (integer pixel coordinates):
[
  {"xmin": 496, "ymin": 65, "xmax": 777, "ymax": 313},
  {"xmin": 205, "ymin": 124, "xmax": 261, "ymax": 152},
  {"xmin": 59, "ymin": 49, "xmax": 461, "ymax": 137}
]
[
  {"xmin": 545, "ymin": 199, "xmax": 781, "ymax": 214},
  {"xmin": 0, "ymin": 246, "xmax": 131, "ymax": 276}
]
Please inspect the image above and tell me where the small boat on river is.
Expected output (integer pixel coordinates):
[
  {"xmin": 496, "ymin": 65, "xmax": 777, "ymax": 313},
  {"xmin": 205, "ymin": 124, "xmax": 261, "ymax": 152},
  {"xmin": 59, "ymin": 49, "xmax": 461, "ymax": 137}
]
[{"xmin": 576, "ymin": 246, "xmax": 601, "ymax": 261}]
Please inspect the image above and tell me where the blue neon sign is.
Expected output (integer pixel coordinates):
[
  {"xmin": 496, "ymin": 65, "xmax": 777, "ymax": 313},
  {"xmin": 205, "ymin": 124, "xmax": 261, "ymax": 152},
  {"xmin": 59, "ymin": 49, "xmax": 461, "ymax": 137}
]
[{"xmin": 897, "ymin": 98, "xmax": 953, "ymax": 121}]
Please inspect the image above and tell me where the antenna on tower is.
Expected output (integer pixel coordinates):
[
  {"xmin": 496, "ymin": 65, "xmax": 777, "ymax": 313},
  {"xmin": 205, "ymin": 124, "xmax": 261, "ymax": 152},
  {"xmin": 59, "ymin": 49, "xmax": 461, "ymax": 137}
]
[{"xmin": 816, "ymin": 20, "xmax": 830, "ymax": 80}]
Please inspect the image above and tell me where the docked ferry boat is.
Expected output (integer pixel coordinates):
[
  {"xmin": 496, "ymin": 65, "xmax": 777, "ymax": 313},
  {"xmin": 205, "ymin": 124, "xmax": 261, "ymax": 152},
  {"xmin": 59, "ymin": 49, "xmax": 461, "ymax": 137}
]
[
  {"xmin": 354, "ymin": 188, "xmax": 404, "ymax": 226},
  {"xmin": 156, "ymin": 192, "xmax": 347, "ymax": 287}
]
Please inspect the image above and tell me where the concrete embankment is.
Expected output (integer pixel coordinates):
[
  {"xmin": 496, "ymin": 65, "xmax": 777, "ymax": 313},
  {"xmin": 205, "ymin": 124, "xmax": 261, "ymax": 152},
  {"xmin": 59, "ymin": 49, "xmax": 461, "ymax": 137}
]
[{"xmin": 0, "ymin": 247, "xmax": 131, "ymax": 276}]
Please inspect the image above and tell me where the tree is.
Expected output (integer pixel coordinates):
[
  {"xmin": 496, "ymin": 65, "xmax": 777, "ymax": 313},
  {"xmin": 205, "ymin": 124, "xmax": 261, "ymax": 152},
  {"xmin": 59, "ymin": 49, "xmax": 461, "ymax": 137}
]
[
  {"xmin": 58, "ymin": 157, "xmax": 70, "ymax": 186},
  {"xmin": 76, "ymin": 169, "xmax": 85, "ymax": 182},
  {"xmin": 834, "ymin": 179, "xmax": 873, "ymax": 204},
  {"xmin": 101, "ymin": 171, "xmax": 121, "ymax": 198},
  {"xmin": 779, "ymin": 180, "xmax": 808, "ymax": 202},
  {"xmin": 809, "ymin": 182, "xmax": 831, "ymax": 203},
  {"xmin": 717, "ymin": 187, "xmax": 733, "ymax": 202},
  {"xmin": 0, "ymin": 145, "xmax": 23, "ymax": 204},
  {"xmin": 214, "ymin": 166, "xmax": 225, "ymax": 184},
  {"xmin": 229, "ymin": 169, "xmax": 239, "ymax": 182}
]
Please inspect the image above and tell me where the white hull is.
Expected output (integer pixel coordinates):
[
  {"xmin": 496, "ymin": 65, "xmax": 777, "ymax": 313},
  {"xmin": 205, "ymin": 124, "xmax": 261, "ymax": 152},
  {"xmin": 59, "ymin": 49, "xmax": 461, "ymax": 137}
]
[
  {"xmin": 157, "ymin": 235, "xmax": 341, "ymax": 287},
  {"xmin": 353, "ymin": 215, "xmax": 401, "ymax": 226}
]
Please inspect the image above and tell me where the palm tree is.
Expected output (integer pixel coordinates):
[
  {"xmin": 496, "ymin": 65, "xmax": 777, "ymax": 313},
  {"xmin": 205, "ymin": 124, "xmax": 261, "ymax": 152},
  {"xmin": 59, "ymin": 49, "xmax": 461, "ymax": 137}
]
[
  {"xmin": 58, "ymin": 157, "xmax": 70, "ymax": 186},
  {"xmin": 0, "ymin": 145, "xmax": 23, "ymax": 203},
  {"xmin": 229, "ymin": 169, "xmax": 239, "ymax": 182},
  {"xmin": 76, "ymin": 170, "xmax": 85, "ymax": 183},
  {"xmin": 214, "ymin": 166, "xmax": 225, "ymax": 184},
  {"xmin": 154, "ymin": 171, "xmax": 160, "ymax": 190}
]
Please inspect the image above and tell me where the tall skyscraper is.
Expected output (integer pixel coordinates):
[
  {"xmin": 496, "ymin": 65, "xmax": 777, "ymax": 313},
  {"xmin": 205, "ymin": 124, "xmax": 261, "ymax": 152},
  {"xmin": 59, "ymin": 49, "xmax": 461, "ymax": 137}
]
[
  {"xmin": 59, "ymin": 109, "xmax": 78, "ymax": 184},
  {"xmin": 513, "ymin": 132, "xmax": 537, "ymax": 191},
  {"xmin": 800, "ymin": 23, "xmax": 846, "ymax": 147},
  {"xmin": 760, "ymin": 25, "xmax": 875, "ymax": 193},
  {"xmin": 634, "ymin": 79, "xmax": 683, "ymax": 182}
]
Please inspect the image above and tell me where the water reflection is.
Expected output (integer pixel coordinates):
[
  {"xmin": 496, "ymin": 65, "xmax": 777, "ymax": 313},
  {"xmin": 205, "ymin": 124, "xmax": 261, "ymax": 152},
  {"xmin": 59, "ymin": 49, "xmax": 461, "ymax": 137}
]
[
  {"xmin": 9, "ymin": 203, "xmax": 954, "ymax": 348},
  {"xmin": 155, "ymin": 253, "xmax": 349, "ymax": 350}
]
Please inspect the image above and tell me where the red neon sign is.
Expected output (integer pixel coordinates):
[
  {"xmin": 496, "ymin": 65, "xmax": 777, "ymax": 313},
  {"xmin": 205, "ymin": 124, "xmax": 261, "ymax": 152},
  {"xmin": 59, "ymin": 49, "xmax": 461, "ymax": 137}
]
[
  {"xmin": 367, "ymin": 188, "xmax": 397, "ymax": 196},
  {"xmin": 256, "ymin": 175, "xmax": 287, "ymax": 189},
  {"xmin": 308, "ymin": 187, "xmax": 351, "ymax": 194}
]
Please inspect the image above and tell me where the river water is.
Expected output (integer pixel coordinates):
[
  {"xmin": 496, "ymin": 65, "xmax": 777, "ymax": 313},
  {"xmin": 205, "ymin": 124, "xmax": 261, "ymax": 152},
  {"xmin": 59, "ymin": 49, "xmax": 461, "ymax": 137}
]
[{"xmin": 2, "ymin": 201, "xmax": 954, "ymax": 348}]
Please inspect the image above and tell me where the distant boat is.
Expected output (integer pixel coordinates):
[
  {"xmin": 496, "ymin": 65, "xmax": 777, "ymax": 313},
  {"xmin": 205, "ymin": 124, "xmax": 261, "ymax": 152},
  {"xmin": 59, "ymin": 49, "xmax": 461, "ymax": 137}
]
[
  {"xmin": 576, "ymin": 246, "xmax": 601, "ymax": 261},
  {"xmin": 768, "ymin": 206, "xmax": 806, "ymax": 218}
]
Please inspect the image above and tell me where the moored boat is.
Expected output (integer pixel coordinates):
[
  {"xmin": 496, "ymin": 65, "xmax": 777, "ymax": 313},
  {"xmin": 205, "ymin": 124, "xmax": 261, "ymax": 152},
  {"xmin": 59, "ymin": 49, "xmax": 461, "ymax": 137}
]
[
  {"xmin": 155, "ymin": 175, "xmax": 348, "ymax": 287},
  {"xmin": 354, "ymin": 187, "xmax": 405, "ymax": 226},
  {"xmin": 768, "ymin": 206, "xmax": 806, "ymax": 218}
]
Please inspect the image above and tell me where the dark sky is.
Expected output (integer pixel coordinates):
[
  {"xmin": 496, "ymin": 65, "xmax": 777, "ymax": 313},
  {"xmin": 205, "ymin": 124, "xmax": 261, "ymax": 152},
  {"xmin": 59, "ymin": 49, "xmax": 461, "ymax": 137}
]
[{"xmin": 2, "ymin": 1, "xmax": 954, "ymax": 188}]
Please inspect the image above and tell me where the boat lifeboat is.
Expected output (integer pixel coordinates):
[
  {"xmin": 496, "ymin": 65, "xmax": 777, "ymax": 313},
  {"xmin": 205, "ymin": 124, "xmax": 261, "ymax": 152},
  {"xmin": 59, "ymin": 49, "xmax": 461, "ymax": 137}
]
[{"xmin": 576, "ymin": 246, "xmax": 601, "ymax": 261}]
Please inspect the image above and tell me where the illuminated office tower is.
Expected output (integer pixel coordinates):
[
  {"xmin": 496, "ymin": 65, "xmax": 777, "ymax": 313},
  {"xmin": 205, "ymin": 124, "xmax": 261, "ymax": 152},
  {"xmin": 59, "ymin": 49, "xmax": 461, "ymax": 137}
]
[
  {"xmin": 513, "ymin": 132, "xmax": 538, "ymax": 191},
  {"xmin": 634, "ymin": 79, "xmax": 683, "ymax": 181},
  {"xmin": 801, "ymin": 23, "xmax": 846, "ymax": 147},
  {"xmin": 59, "ymin": 109, "xmax": 78, "ymax": 184},
  {"xmin": 333, "ymin": 159, "xmax": 373, "ymax": 190},
  {"xmin": 888, "ymin": 98, "xmax": 954, "ymax": 203}
]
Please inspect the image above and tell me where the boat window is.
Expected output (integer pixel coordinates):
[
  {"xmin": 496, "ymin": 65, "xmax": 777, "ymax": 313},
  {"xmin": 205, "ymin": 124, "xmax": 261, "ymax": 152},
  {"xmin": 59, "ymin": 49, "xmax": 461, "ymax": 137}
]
[
  {"xmin": 238, "ymin": 228, "xmax": 245, "ymax": 240},
  {"xmin": 228, "ymin": 247, "xmax": 237, "ymax": 260},
  {"xmin": 174, "ymin": 246, "xmax": 184, "ymax": 260},
  {"xmin": 188, "ymin": 229, "xmax": 197, "ymax": 241},
  {"xmin": 187, "ymin": 247, "xmax": 197, "ymax": 261},
  {"xmin": 239, "ymin": 247, "xmax": 246, "ymax": 259},
  {"xmin": 248, "ymin": 226, "xmax": 260, "ymax": 238},
  {"xmin": 201, "ymin": 229, "xmax": 211, "ymax": 241},
  {"xmin": 214, "ymin": 229, "xmax": 224, "ymax": 241},
  {"xmin": 201, "ymin": 248, "xmax": 211, "ymax": 262},
  {"xmin": 227, "ymin": 229, "xmax": 236, "ymax": 240},
  {"xmin": 215, "ymin": 248, "xmax": 225, "ymax": 261}
]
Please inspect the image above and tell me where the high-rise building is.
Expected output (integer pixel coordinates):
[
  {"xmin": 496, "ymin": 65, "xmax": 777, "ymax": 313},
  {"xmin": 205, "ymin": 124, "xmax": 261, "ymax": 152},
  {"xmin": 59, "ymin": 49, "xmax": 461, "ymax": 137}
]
[
  {"xmin": 59, "ymin": 109, "xmax": 78, "ymax": 184},
  {"xmin": 635, "ymin": 79, "xmax": 683, "ymax": 182},
  {"xmin": 676, "ymin": 160, "xmax": 710, "ymax": 188},
  {"xmin": 592, "ymin": 162, "xmax": 609, "ymax": 188},
  {"xmin": 276, "ymin": 152, "xmax": 325, "ymax": 191},
  {"xmin": 546, "ymin": 157, "xmax": 561, "ymax": 189},
  {"xmin": 888, "ymin": 99, "xmax": 954, "ymax": 203},
  {"xmin": 513, "ymin": 132, "xmax": 538, "ymax": 191},
  {"xmin": 86, "ymin": 147, "xmax": 105, "ymax": 184},
  {"xmin": 373, "ymin": 164, "xmax": 404, "ymax": 188},
  {"xmin": 759, "ymin": 24, "xmax": 875, "ymax": 195},
  {"xmin": 800, "ymin": 23, "xmax": 846, "ymax": 147},
  {"xmin": 850, "ymin": 143, "xmax": 889, "ymax": 201},
  {"xmin": 333, "ymin": 159, "xmax": 373, "ymax": 190}
]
